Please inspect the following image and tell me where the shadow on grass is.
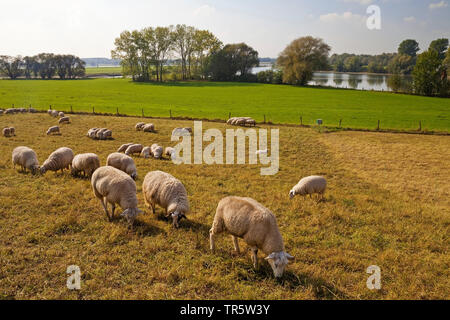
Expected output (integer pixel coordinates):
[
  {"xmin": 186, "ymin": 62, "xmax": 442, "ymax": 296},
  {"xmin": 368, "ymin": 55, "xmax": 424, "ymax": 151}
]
[{"xmin": 133, "ymin": 219, "xmax": 166, "ymax": 237}]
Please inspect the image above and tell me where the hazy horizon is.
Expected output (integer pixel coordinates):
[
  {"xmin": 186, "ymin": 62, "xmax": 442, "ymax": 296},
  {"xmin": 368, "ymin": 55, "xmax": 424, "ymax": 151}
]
[{"xmin": 0, "ymin": 0, "xmax": 449, "ymax": 58}]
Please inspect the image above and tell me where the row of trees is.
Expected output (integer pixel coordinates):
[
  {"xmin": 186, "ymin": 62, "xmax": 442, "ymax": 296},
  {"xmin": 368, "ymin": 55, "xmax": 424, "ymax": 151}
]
[
  {"xmin": 111, "ymin": 24, "xmax": 260, "ymax": 82},
  {"xmin": 0, "ymin": 54, "xmax": 86, "ymax": 80}
]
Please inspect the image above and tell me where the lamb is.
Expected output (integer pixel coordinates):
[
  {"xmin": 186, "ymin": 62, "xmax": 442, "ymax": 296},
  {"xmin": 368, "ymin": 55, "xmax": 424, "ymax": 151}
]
[
  {"xmin": 91, "ymin": 166, "xmax": 143, "ymax": 223},
  {"xmin": 106, "ymin": 152, "xmax": 138, "ymax": 180},
  {"xmin": 71, "ymin": 153, "xmax": 101, "ymax": 177},
  {"xmin": 151, "ymin": 144, "xmax": 163, "ymax": 159},
  {"xmin": 58, "ymin": 117, "xmax": 70, "ymax": 124},
  {"xmin": 58, "ymin": 112, "xmax": 65, "ymax": 118},
  {"xmin": 210, "ymin": 196, "xmax": 294, "ymax": 278},
  {"xmin": 2, "ymin": 128, "xmax": 11, "ymax": 137},
  {"xmin": 135, "ymin": 122, "xmax": 146, "ymax": 131},
  {"xmin": 117, "ymin": 143, "xmax": 135, "ymax": 153},
  {"xmin": 142, "ymin": 170, "xmax": 189, "ymax": 228},
  {"xmin": 142, "ymin": 123, "xmax": 155, "ymax": 133},
  {"xmin": 140, "ymin": 147, "xmax": 151, "ymax": 159},
  {"xmin": 46, "ymin": 126, "xmax": 60, "ymax": 135},
  {"xmin": 289, "ymin": 176, "xmax": 327, "ymax": 200},
  {"xmin": 12, "ymin": 146, "xmax": 40, "ymax": 174},
  {"xmin": 125, "ymin": 144, "xmax": 143, "ymax": 156},
  {"xmin": 40, "ymin": 147, "xmax": 74, "ymax": 174}
]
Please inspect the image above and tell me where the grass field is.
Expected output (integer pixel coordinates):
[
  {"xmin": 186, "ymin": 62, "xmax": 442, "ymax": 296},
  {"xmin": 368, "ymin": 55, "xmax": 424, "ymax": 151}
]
[
  {"xmin": 0, "ymin": 78, "xmax": 449, "ymax": 131},
  {"xmin": 0, "ymin": 113, "xmax": 449, "ymax": 299},
  {"xmin": 85, "ymin": 67, "xmax": 122, "ymax": 76}
]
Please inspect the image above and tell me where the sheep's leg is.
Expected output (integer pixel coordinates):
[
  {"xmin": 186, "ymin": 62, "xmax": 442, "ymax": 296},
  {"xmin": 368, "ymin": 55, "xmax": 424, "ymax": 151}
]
[
  {"xmin": 111, "ymin": 204, "xmax": 116, "ymax": 219},
  {"xmin": 100, "ymin": 198, "xmax": 111, "ymax": 221},
  {"xmin": 251, "ymin": 247, "xmax": 259, "ymax": 269},
  {"xmin": 232, "ymin": 236, "xmax": 240, "ymax": 254},
  {"xmin": 209, "ymin": 230, "xmax": 216, "ymax": 252}
]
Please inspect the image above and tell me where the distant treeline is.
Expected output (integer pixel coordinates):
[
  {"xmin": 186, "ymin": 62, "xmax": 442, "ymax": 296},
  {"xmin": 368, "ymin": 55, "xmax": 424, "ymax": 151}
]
[
  {"xmin": 329, "ymin": 53, "xmax": 396, "ymax": 74},
  {"xmin": 0, "ymin": 54, "xmax": 85, "ymax": 80}
]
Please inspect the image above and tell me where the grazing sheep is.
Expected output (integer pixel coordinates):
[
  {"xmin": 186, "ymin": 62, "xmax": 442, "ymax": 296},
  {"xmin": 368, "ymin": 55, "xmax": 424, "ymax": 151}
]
[
  {"xmin": 58, "ymin": 112, "xmax": 65, "ymax": 118},
  {"xmin": 135, "ymin": 122, "xmax": 145, "ymax": 131},
  {"xmin": 106, "ymin": 152, "xmax": 138, "ymax": 180},
  {"xmin": 71, "ymin": 153, "xmax": 101, "ymax": 177},
  {"xmin": 19, "ymin": 108, "xmax": 27, "ymax": 113},
  {"xmin": 142, "ymin": 123, "xmax": 155, "ymax": 133},
  {"xmin": 51, "ymin": 110, "xmax": 59, "ymax": 117},
  {"xmin": 151, "ymin": 144, "xmax": 163, "ymax": 159},
  {"xmin": 171, "ymin": 127, "xmax": 192, "ymax": 137},
  {"xmin": 4, "ymin": 109, "xmax": 15, "ymax": 114},
  {"xmin": 91, "ymin": 166, "xmax": 142, "ymax": 223},
  {"xmin": 59, "ymin": 117, "xmax": 70, "ymax": 124},
  {"xmin": 140, "ymin": 147, "xmax": 151, "ymax": 159},
  {"xmin": 87, "ymin": 128, "xmax": 99, "ymax": 139},
  {"xmin": 289, "ymin": 176, "xmax": 327, "ymax": 200},
  {"xmin": 46, "ymin": 126, "xmax": 60, "ymax": 135},
  {"xmin": 117, "ymin": 143, "xmax": 135, "ymax": 153},
  {"xmin": 12, "ymin": 146, "xmax": 40, "ymax": 174},
  {"xmin": 125, "ymin": 144, "xmax": 143, "ymax": 156},
  {"xmin": 40, "ymin": 147, "xmax": 74, "ymax": 174},
  {"xmin": 210, "ymin": 196, "xmax": 294, "ymax": 278},
  {"xmin": 245, "ymin": 119, "xmax": 256, "ymax": 127},
  {"xmin": 142, "ymin": 170, "xmax": 189, "ymax": 228},
  {"xmin": 2, "ymin": 128, "xmax": 11, "ymax": 137},
  {"xmin": 28, "ymin": 108, "xmax": 37, "ymax": 113},
  {"xmin": 164, "ymin": 147, "xmax": 176, "ymax": 160},
  {"xmin": 8, "ymin": 127, "xmax": 15, "ymax": 136},
  {"xmin": 95, "ymin": 128, "xmax": 108, "ymax": 140},
  {"xmin": 47, "ymin": 109, "xmax": 52, "ymax": 115}
]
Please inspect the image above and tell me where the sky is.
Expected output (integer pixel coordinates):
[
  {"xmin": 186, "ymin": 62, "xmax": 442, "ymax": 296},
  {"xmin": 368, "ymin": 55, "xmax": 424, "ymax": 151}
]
[{"xmin": 0, "ymin": 0, "xmax": 449, "ymax": 58}]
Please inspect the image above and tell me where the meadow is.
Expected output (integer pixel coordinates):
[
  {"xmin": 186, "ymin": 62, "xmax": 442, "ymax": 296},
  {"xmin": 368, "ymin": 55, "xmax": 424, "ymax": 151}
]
[
  {"xmin": 0, "ymin": 113, "xmax": 448, "ymax": 299},
  {"xmin": 85, "ymin": 67, "xmax": 122, "ymax": 76},
  {"xmin": 0, "ymin": 78, "xmax": 449, "ymax": 132}
]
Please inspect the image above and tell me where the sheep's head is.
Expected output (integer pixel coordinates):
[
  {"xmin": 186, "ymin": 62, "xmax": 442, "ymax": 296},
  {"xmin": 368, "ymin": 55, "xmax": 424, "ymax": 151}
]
[
  {"xmin": 121, "ymin": 208, "xmax": 143, "ymax": 224},
  {"xmin": 40, "ymin": 166, "xmax": 47, "ymax": 175},
  {"xmin": 171, "ymin": 211, "xmax": 187, "ymax": 228},
  {"xmin": 131, "ymin": 172, "xmax": 137, "ymax": 180},
  {"xmin": 289, "ymin": 190, "xmax": 296, "ymax": 199},
  {"xmin": 265, "ymin": 251, "xmax": 295, "ymax": 278},
  {"xmin": 31, "ymin": 165, "xmax": 40, "ymax": 175}
]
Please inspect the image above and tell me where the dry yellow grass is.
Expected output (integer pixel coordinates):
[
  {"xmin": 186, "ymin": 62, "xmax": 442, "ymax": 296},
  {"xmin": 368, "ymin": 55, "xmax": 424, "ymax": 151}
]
[{"xmin": 0, "ymin": 113, "xmax": 448, "ymax": 300}]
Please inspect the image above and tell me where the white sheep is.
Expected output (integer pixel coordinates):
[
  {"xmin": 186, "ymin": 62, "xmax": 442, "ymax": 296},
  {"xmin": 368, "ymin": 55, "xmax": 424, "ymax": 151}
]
[
  {"xmin": 164, "ymin": 147, "xmax": 176, "ymax": 160},
  {"xmin": 40, "ymin": 147, "xmax": 74, "ymax": 174},
  {"xmin": 151, "ymin": 144, "xmax": 163, "ymax": 159},
  {"xmin": 117, "ymin": 143, "xmax": 135, "ymax": 153},
  {"xmin": 58, "ymin": 112, "xmax": 65, "ymax": 118},
  {"xmin": 210, "ymin": 196, "xmax": 294, "ymax": 278},
  {"xmin": 106, "ymin": 152, "xmax": 138, "ymax": 180},
  {"xmin": 125, "ymin": 144, "xmax": 143, "ymax": 156},
  {"xmin": 46, "ymin": 126, "xmax": 60, "ymax": 135},
  {"xmin": 28, "ymin": 108, "xmax": 37, "ymax": 113},
  {"xmin": 135, "ymin": 122, "xmax": 145, "ymax": 131},
  {"xmin": 51, "ymin": 110, "xmax": 59, "ymax": 117},
  {"xmin": 3, "ymin": 128, "xmax": 11, "ymax": 137},
  {"xmin": 87, "ymin": 128, "xmax": 99, "ymax": 139},
  {"xmin": 71, "ymin": 153, "xmax": 101, "ymax": 177},
  {"xmin": 47, "ymin": 109, "xmax": 52, "ymax": 115},
  {"xmin": 289, "ymin": 176, "xmax": 327, "ymax": 200},
  {"xmin": 91, "ymin": 166, "xmax": 143, "ymax": 223},
  {"xmin": 12, "ymin": 146, "xmax": 40, "ymax": 174},
  {"xmin": 58, "ymin": 117, "xmax": 70, "ymax": 124},
  {"xmin": 171, "ymin": 128, "xmax": 192, "ymax": 137},
  {"xmin": 142, "ymin": 123, "xmax": 155, "ymax": 133},
  {"xmin": 142, "ymin": 170, "xmax": 189, "ymax": 228},
  {"xmin": 140, "ymin": 147, "xmax": 151, "ymax": 159}
]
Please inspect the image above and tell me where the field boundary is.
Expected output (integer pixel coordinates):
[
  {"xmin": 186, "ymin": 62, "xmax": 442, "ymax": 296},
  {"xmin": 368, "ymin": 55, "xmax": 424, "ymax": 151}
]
[{"xmin": 27, "ymin": 109, "xmax": 450, "ymax": 136}]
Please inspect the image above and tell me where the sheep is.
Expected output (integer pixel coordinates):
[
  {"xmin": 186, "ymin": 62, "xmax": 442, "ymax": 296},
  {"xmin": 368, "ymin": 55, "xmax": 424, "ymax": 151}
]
[
  {"xmin": 164, "ymin": 147, "xmax": 176, "ymax": 160},
  {"xmin": 171, "ymin": 127, "xmax": 192, "ymax": 137},
  {"xmin": 59, "ymin": 117, "xmax": 70, "ymax": 124},
  {"xmin": 140, "ymin": 147, "xmax": 151, "ymax": 159},
  {"xmin": 58, "ymin": 112, "xmax": 65, "ymax": 118},
  {"xmin": 87, "ymin": 128, "xmax": 99, "ymax": 139},
  {"xmin": 151, "ymin": 144, "xmax": 163, "ymax": 159},
  {"xmin": 245, "ymin": 119, "xmax": 256, "ymax": 127},
  {"xmin": 4, "ymin": 109, "xmax": 15, "ymax": 114},
  {"xmin": 142, "ymin": 123, "xmax": 155, "ymax": 133},
  {"xmin": 135, "ymin": 122, "xmax": 146, "ymax": 131},
  {"xmin": 19, "ymin": 108, "xmax": 27, "ymax": 113},
  {"xmin": 46, "ymin": 126, "xmax": 60, "ymax": 135},
  {"xmin": 95, "ymin": 128, "xmax": 108, "ymax": 140},
  {"xmin": 125, "ymin": 144, "xmax": 143, "ymax": 156},
  {"xmin": 28, "ymin": 108, "xmax": 37, "ymax": 113},
  {"xmin": 117, "ymin": 143, "xmax": 135, "ymax": 153},
  {"xmin": 12, "ymin": 146, "xmax": 40, "ymax": 174},
  {"xmin": 40, "ymin": 147, "xmax": 74, "ymax": 174},
  {"xmin": 51, "ymin": 110, "xmax": 59, "ymax": 117},
  {"xmin": 91, "ymin": 166, "xmax": 143, "ymax": 223},
  {"xmin": 71, "ymin": 153, "xmax": 101, "ymax": 177},
  {"xmin": 289, "ymin": 176, "xmax": 327, "ymax": 200},
  {"xmin": 47, "ymin": 109, "xmax": 52, "ymax": 115},
  {"xmin": 106, "ymin": 152, "xmax": 138, "ymax": 180},
  {"xmin": 0, "ymin": 109, "xmax": 4, "ymax": 115},
  {"xmin": 8, "ymin": 127, "xmax": 15, "ymax": 136},
  {"xmin": 210, "ymin": 196, "xmax": 294, "ymax": 278},
  {"xmin": 3, "ymin": 128, "xmax": 11, "ymax": 137},
  {"xmin": 142, "ymin": 170, "xmax": 189, "ymax": 228}
]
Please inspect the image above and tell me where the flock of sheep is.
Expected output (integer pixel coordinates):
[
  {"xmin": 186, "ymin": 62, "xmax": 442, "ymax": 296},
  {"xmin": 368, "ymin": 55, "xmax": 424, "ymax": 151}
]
[
  {"xmin": 227, "ymin": 117, "xmax": 257, "ymax": 127},
  {"xmin": 5, "ymin": 113, "xmax": 328, "ymax": 278}
]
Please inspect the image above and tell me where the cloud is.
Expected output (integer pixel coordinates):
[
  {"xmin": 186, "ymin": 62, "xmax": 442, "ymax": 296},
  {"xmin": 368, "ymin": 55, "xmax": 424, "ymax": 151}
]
[
  {"xmin": 429, "ymin": 1, "xmax": 448, "ymax": 9},
  {"xmin": 403, "ymin": 16, "xmax": 416, "ymax": 23},
  {"xmin": 193, "ymin": 5, "xmax": 216, "ymax": 17},
  {"xmin": 319, "ymin": 11, "xmax": 365, "ymax": 24},
  {"xmin": 341, "ymin": 0, "xmax": 374, "ymax": 4}
]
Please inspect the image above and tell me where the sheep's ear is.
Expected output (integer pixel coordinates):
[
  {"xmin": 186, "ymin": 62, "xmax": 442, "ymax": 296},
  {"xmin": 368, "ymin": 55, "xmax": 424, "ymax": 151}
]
[
  {"xmin": 286, "ymin": 253, "xmax": 295, "ymax": 261},
  {"xmin": 265, "ymin": 253, "xmax": 276, "ymax": 261}
]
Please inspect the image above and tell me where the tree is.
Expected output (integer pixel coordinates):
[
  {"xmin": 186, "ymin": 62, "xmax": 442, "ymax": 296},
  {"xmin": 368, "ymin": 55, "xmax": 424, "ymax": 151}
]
[
  {"xmin": 398, "ymin": 39, "xmax": 420, "ymax": 57},
  {"xmin": 0, "ymin": 55, "xmax": 22, "ymax": 79},
  {"xmin": 388, "ymin": 54, "xmax": 415, "ymax": 75},
  {"xmin": 192, "ymin": 30, "xmax": 222, "ymax": 79},
  {"xmin": 429, "ymin": 38, "xmax": 449, "ymax": 61},
  {"xmin": 444, "ymin": 47, "xmax": 450, "ymax": 74},
  {"xmin": 277, "ymin": 36, "xmax": 330, "ymax": 85},
  {"xmin": 413, "ymin": 50, "xmax": 445, "ymax": 96}
]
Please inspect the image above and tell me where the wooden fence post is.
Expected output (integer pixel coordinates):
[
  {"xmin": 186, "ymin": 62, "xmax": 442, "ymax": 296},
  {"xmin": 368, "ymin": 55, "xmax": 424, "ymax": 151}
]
[
  {"xmin": 170, "ymin": 110, "xmax": 172, "ymax": 119},
  {"xmin": 300, "ymin": 116, "xmax": 303, "ymax": 126},
  {"xmin": 228, "ymin": 112, "xmax": 231, "ymax": 119},
  {"xmin": 419, "ymin": 121, "xmax": 422, "ymax": 131},
  {"xmin": 92, "ymin": 106, "xmax": 95, "ymax": 114},
  {"xmin": 377, "ymin": 120, "xmax": 380, "ymax": 130},
  {"xmin": 49, "ymin": 105, "xmax": 52, "ymax": 110},
  {"xmin": 70, "ymin": 105, "xmax": 73, "ymax": 113},
  {"xmin": 339, "ymin": 119, "xmax": 342, "ymax": 128}
]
